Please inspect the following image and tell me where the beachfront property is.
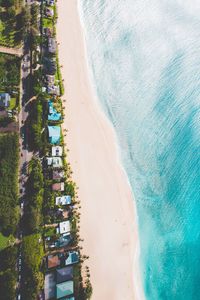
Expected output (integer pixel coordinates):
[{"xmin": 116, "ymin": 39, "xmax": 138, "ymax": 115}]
[
  {"xmin": 46, "ymin": 7, "xmax": 54, "ymax": 18},
  {"xmin": 48, "ymin": 125, "xmax": 61, "ymax": 144},
  {"xmin": 48, "ymin": 37, "xmax": 57, "ymax": 54},
  {"xmin": 56, "ymin": 266, "xmax": 73, "ymax": 283},
  {"xmin": 47, "ymin": 254, "xmax": 61, "ymax": 269},
  {"xmin": 48, "ymin": 100, "xmax": 62, "ymax": 121},
  {"xmin": 43, "ymin": 27, "xmax": 53, "ymax": 37},
  {"xmin": 56, "ymin": 195, "xmax": 72, "ymax": 206},
  {"xmin": 65, "ymin": 251, "xmax": 79, "ymax": 266},
  {"xmin": 45, "ymin": 272, "xmax": 74, "ymax": 300},
  {"xmin": 52, "ymin": 146, "xmax": 63, "ymax": 156},
  {"xmin": 53, "ymin": 169, "xmax": 65, "ymax": 180},
  {"xmin": 46, "ymin": 57, "xmax": 57, "ymax": 75},
  {"xmin": 58, "ymin": 221, "xmax": 70, "ymax": 234},
  {"xmin": 46, "ymin": 74, "xmax": 55, "ymax": 85},
  {"xmin": 0, "ymin": 93, "xmax": 11, "ymax": 108},
  {"xmin": 52, "ymin": 182, "xmax": 65, "ymax": 192},
  {"xmin": 45, "ymin": 272, "xmax": 56, "ymax": 300},
  {"xmin": 46, "ymin": 0, "xmax": 55, "ymax": 6},
  {"xmin": 46, "ymin": 156, "xmax": 63, "ymax": 168},
  {"xmin": 56, "ymin": 281, "xmax": 74, "ymax": 299}
]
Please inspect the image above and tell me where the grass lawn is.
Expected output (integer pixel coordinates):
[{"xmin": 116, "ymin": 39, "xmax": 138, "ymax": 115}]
[
  {"xmin": 0, "ymin": 232, "xmax": 11, "ymax": 250},
  {"xmin": 8, "ymin": 97, "xmax": 17, "ymax": 110},
  {"xmin": 42, "ymin": 17, "xmax": 53, "ymax": 29}
]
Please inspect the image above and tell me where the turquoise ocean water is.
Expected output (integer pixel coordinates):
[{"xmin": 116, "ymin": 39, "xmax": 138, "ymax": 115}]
[{"xmin": 78, "ymin": 1, "xmax": 200, "ymax": 299}]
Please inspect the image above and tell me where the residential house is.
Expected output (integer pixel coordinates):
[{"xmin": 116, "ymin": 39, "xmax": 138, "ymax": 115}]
[
  {"xmin": 52, "ymin": 146, "xmax": 63, "ymax": 156},
  {"xmin": 47, "ymin": 254, "xmax": 61, "ymax": 269},
  {"xmin": 65, "ymin": 251, "xmax": 79, "ymax": 266},
  {"xmin": 46, "ymin": 0, "xmax": 55, "ymax": 6},
  {"xmin": 45, "ymin": 272, "xmax": 56, "ymax": 300},
  {"xmin": 46, "ymin": 7, "xmax": 54, "ymax": 17},
  {"xmin": 56, "ymin": 195, "xmax": 71, "ymax": 206},
  {"xmin": 48, "ymin": 125, "xmax": 61, "ymax": 144},
  {"xmin": 56, "ymin": 266, "xmax": 73, "ymax": 283},
  {"xmin": 56, "ymin": 281, "xmax": 74, "ymax": 299},
  {"xmin": 48, "ymin": 101, "xmax": 61, "ymax": 121},
  {"xmin": 0, "ymin": 93, "xmax": 10, "ymax": 108},
  {"xmin": 53, "ymin": 169, "xmax": 65, "ymax": 180},
  {"xmin": 48, "ymin": 37, "xmax": 57, "ymax": 54},
  {"xmin": 59, "ymin": 221, "xmax": 70, "ymax": 234},
  {"xmin": 52, "ymin": 182, "xmax": 65, "ymax": 192},
  {"xmin": 46, "ymin": 156, "xmax": 63, "ymax": 168}
]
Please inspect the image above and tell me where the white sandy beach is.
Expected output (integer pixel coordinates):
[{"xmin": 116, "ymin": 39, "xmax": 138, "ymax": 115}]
[{"xmin": 57, "ymin": 1, "xmax": 144, "ymax": 299}]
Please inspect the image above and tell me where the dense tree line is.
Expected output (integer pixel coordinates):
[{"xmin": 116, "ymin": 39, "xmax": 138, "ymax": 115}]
[
  {"xmin": 0, "ymin": 246, "xmax": 17, "ymax": 300},
  {"xmin": 0, "ymin": 133, "xmax": 19, "ymax": 235},
  {"xmin": 24, "ymin": 158, "xmax": 44, "ymax": 234},
  {"xmin": 22, "ymin": 234, "xmax": 44, "ymax": 300}
]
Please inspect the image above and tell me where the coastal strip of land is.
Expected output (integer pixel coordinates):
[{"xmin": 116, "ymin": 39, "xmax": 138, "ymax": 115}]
[{"xmin": 57, "ymin": 1, "xmax": 144, "ymax": 299}]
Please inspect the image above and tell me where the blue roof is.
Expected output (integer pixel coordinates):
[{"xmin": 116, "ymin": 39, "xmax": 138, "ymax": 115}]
[
  {"xmin": 65, "ymin": 252, "xmax": 79, "ymax": 266},
  {"xmin": 56, "ymin": 281, "xmax": 74, "ymax": 299},
  {"xmin": 48, "ymin": 126, "xmax": 61, "ymax": 144},
  {"xmin": 48, "ymin": 101, "xmax": 62, "ymax": 121}
]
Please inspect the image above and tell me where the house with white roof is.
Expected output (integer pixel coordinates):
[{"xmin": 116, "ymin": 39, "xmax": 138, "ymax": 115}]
[
  {"xmin": 52, "ymin": 146, "xmax": 63, "ymax": 157},
  {"xmin": 56, "ymin": 195, "xmax": 72, "ymax": 206},
  {"xmin": 59, "ymin": 221, "xmax": 70, "ymax": 234}
]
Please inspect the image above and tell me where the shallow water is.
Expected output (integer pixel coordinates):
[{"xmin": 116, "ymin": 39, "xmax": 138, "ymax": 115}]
[{"xmin": 78, "ymin": 1, "xmax": 200, "ymax": 299}]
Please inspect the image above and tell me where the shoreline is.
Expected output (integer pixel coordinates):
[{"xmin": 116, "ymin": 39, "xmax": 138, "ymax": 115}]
[{"xmin": 57, "ymin": 1, "xmax": 144, "ymax": 299}]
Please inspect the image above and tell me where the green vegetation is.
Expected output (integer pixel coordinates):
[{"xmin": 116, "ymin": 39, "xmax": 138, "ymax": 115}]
[
  {"xmin": 8, "ymin": 97, "xmax": 17, "ymax": 110},
  {"xmin": 0, "ymin": 246, "xmax": 17, "ymax": 300},
  {"xmin": 0, "ymin": 233, "xmax": 14, "ymax": 250},
  {"xmin": 0, "ymin": 133, "xmax": 19, "ymax": 235},
  {"xmin": 22, "ymin": 234, "xmax": 44, "ymax": 300},
  {"xmin": 0, "ymin": 0, "xmax": 26, "ymax": 47},
  {"xmin": 24, "ymin": 158, "xmax": 44, "ymax": 234},
  {"xmin": 28, "ymin": 98, "xmax": 43, "ymax": 150},
  {"xmin": 0, "ymin": 53, "xmax": 20, "ymax": 90}
]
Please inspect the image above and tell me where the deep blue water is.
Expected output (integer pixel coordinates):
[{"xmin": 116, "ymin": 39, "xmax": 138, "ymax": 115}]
[{"xmin": 79, "ymin": 1, "xmax": 200, "ymax": 299}]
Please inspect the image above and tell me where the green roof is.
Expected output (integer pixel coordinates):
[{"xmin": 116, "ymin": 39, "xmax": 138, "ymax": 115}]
[{"xmin": 56, "ymin": 281, "xmax": 74, "ymax": 299}]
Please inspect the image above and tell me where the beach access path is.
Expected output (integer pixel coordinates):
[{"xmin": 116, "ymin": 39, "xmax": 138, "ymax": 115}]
[
  {"xmin": 57, "ymin": 1, "xmax": 145, "ymax": 299},
  {"xmin": 0, "ymin": 46, "xmax": 23, "ymax": 57}
]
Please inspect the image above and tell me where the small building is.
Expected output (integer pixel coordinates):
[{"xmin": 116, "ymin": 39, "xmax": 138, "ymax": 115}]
[
  {"xmin": 59, "ymin": 221, "xmax": 70, "ymax": 234},
  {"xmin": 56, "ymin": 281, "xmax": 74, "ymax": 299},
  {"xmin": 47, "ymin": 84, "xmax": 60, "ymax": 95},
  {"xmin": 56, "ymin": 195, "xmax": 71, "ymax": 206},
  {"xmin": 47, "ymin": 254, "xmax": 61, "ymax": 269},
  {"xmin": 52, "ymin": 146, "xmax": 63, "ymax": 157},
  {"xmin": 48, "ymin": 101, "xmax": 61, "ymax": 121},
  {"xmin": 46, "ymin": 0, "xmax": 55, "ymax": 6},
  {"xmin": 45, "ymin": 272, "xmax": 56, "ymax": 300},
  {"xmin": 48, "ymin": 125, "xmax": 61, "ymax": 144},
  {"xmin": 55, "ymin": 233, "xmax": 72, "ymax": 248},
  {"xmin": 65, "ymin": 251, "xmax": 79, "ymax": 266},
  {"xmin": 52, "ymin": 182, "xmax": 65, "ymax": 192},
  {"xmin": 46, "ymin": 157, "xmax": 63, "ymax": 168},
  {"xmin": 56, "ymin": 266, "xmax": 73, "ymax": 284},
  {"xmin": 47, "ymin": 58, "xmax": 57, "ymax": 75},
  {"xmin": 53, "ymin": 169, "xmax": 65, "ymax": 180},
  {"xmin": 44, "ymin": 27, "xmax": 53, "ymax": 37},
  {"xmin": 46, "ymin": 74, "xmax": 55, "ymax": 85},
  {"xmin": 0, "ymin": 93, "xmax": 10, "ymax": 108},
  {"xmin": 48, "ymin": 37, "xmax": 57, "ymax": 54},
  {"xmin": 46, "ymin": 7, "xmax": 54, "ymax": 17}
]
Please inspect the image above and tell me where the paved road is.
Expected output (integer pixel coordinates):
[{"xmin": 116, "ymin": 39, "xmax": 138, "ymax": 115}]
[{"xmin": 17, "ymin": 40, "xmax": 33, "ymax": 300}]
